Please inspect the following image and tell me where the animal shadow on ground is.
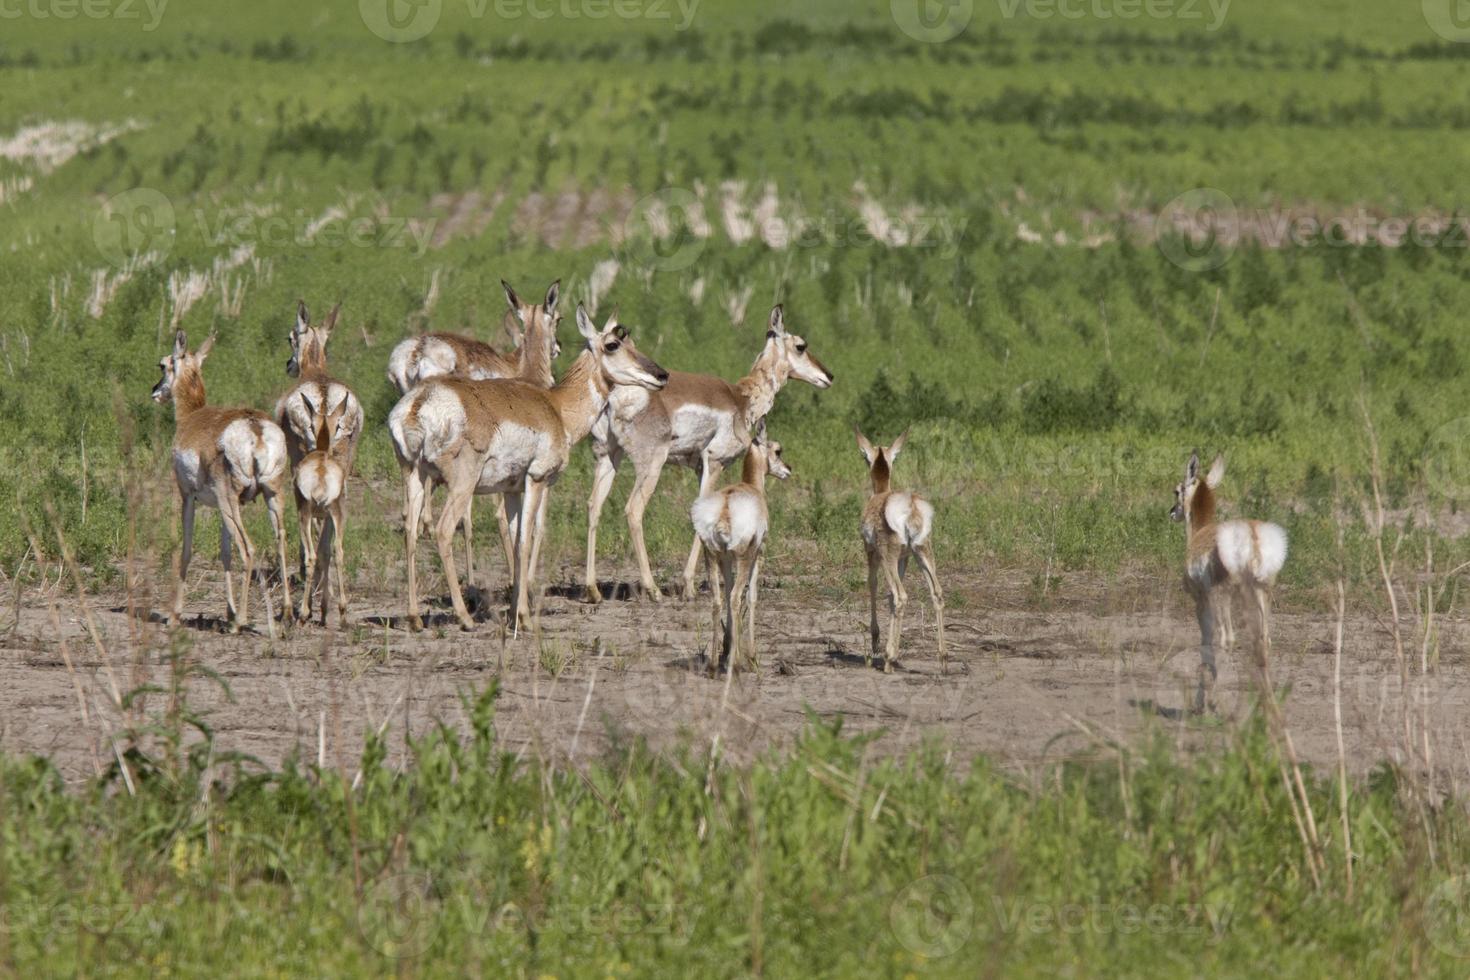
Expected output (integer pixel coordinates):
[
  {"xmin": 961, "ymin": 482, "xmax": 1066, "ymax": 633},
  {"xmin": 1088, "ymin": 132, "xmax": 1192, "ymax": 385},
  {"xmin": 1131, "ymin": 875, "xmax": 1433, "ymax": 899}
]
[{"xmin": 545, "ymin": 580, "xmax": 649, "ymax": 602}]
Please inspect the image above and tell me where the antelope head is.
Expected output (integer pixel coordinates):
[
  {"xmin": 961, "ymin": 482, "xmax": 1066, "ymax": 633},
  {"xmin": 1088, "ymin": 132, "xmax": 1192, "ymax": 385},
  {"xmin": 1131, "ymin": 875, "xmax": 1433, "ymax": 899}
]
[
  {"xmin": 503, "ymin": 278, "xmax": 563, "ymax": 363},
  {"xmin": 750, "ymin": 420, "xmax": 792, "ymax": 481},
  {"xmin": 766, "ymin": 304, "xmax": 834, "ymax": 389},
  {"xmin": 152, "ymin": 329, "xmax": 215, "ymax": 404},
  {"xmin": 575, "ymin": 304, "xmax": 668, "ymax": 392},
  {"xmin": 286, "ymin": 300, "xmax": 339, "ymax": 378},
  {"xmin": 1171, "ymin": 451, "xmax": 1225, "ymax": 526},
  {"xmin": 855, "ymin": 426, "xmax": 909, "ymax": 493}
]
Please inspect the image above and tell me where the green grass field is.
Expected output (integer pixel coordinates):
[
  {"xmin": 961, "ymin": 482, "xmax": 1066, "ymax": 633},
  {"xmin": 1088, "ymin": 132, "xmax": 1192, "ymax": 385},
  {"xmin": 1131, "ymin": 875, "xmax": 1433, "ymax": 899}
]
[{"xmin": 5, "ymin": 0, "xmax": 1470, "ymax": 973}]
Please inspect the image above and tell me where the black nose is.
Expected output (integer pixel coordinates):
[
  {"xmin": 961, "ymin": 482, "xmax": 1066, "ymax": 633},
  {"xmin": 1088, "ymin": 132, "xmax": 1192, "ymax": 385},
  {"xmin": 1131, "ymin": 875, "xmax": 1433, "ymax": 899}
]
[{"xmin": 656, "ymin": 369, "xmax": 670, "ymax": 383}]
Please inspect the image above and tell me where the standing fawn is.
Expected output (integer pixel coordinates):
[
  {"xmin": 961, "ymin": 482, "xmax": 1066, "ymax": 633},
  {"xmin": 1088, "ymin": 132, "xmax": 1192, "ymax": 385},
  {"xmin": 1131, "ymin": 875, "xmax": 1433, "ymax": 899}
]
[
  {"xmin": 276, "ymin": 301, "xmax": 363, "ymax": 622},
  {"xmin": 388, "ymin": 280, "xmax": 563, "ymax": 592},
  {"xmin": 294, "ymin": 396, "xmax": 354, "ymax": 628},
  {"xmin": 690, "ymin": 422, "xmax": 791, "ymax": 674},
  {"xmin": 855, "ymin": 428, "xmax": 944, "ymax": 673},
  {"xmin": 151, "ymin": 330, "xmax": 291, "ymax": 632},
  {"xmin": 1170, "ymin": 451, "xmax": 1288, "ymax": 714},
  {"xmin": 584, "ymin": 304, "xmax": 832, "ymax": 604},
  {"xmin": 390, "ymin": 305, "xmax": 667, "ymax": 632}
]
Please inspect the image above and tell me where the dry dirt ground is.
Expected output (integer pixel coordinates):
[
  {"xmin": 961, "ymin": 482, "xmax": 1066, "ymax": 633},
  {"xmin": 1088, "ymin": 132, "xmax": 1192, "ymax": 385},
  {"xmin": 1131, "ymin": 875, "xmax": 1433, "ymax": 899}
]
[{"xmin": 4, "ymin": 559, "xmax": 1469, "ymax": 787}]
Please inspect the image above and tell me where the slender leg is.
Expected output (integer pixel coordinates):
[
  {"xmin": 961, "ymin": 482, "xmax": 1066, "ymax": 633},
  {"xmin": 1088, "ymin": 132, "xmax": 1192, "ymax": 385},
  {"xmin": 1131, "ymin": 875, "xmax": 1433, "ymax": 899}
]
[
  {"xmin": 462, "ymin": 498, "xmax": 475, "ymax": 591},
  {"xmin": 1193, "ymin": 590, "xmax": 1217, "ymax": 715},
  {"xmin": 173, "ymin": 494, "xmax": 195, "ymax": 625},
  {"xmin": 435, "ymin": 477, "xmax": 478, "ymax": 631},
  {"xmin": 1252, "ymin": 585, "xmax": 1272, "ymax": 676},
  {"xmin": 332, "ymin": 504, "xmax": 349, "ymax": 628},
  {"xmin": 512, "ymin": 480, "xmax": 547, "ymax": 633},
  {"xmin": 912, "ymin": 543, "xmax": 946, "ymax": 670},
  {"xmin": 866, "ymin": 549, "xmax": 880, "ymax": 667},
  {"xmin": 682, "ymin": 456, "xmax": 725, "ymax": 598},
  {"xmin": 705, "ymin": 548, "xmax": 724, "ymax": 671},
  {"xmin": 584, "ymin": 450, "xmax": 621, "ymax": 603},
  {"xmin": 719, "ymin": 553, "xmax": 738, "ymax": 671},
  {"xmin": 299, "ymin": 504, "xmax": 318, "ymax": 623},
  {"xmin": 312, "ymin": 511, "xmax": 333, "ymax": 627},
  {"xmin": 626, "ymin": 446, "xmax": 669, "ymax": 602},
  {"xmin": 403, "ymin": 464, "xmax": 426, "ymax": 631},
  {"xmin": 741, "ymin": 550, "xmax": 760, "ymax": 670},
  {"xmin": 219, "ymin": 516, "xmax": 234, "ymax": 625},
  {"xmin": 217, "ymin": 494, "xmax": 255, "ymax": 632},
  {"xmin": 295, "ymin": 485, "xmax": 314, "ymax": 589},
  {"xmin": 266, "ymin": 487, "xmax": 291, "ymax": 629},
  {"xmin": 881, "ymin": 550, "xmax": 906, "ymax": 673},
  {"xmin": 493, "ymin": 495, "xmax": 514, "ymax": 583},
  {"xmin": 525, "ymin": 482, "xmax": 552, "ymax": 606}
]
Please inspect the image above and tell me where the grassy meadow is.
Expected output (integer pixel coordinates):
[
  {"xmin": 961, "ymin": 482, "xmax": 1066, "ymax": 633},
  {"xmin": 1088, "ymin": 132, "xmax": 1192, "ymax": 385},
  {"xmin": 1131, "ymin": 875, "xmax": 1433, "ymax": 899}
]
[{"xmin": 4, "ymin": 0, "xmax": 1470, "ymax": 973}]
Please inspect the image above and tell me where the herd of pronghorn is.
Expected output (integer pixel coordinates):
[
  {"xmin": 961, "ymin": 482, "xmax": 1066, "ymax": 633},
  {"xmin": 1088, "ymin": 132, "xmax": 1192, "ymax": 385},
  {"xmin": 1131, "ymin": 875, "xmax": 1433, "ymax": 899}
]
[{"xmin": 149, "ymin": 277, "xmax": 1287, "ymax": 709}]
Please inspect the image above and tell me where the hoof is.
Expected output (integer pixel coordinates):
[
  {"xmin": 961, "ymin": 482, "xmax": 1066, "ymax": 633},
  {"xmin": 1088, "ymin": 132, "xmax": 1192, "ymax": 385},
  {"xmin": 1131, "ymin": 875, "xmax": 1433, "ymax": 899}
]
[
  {"xmin": 642, "ymin": 585, "xmax": 662, "ymax": 604},
  {"xmin": 407, "ymin": 615, "xmax": 424, "ymax": 633},
  {"xmin": 585, "ymin": 585, "xmax": 603, "ymax": 605}
]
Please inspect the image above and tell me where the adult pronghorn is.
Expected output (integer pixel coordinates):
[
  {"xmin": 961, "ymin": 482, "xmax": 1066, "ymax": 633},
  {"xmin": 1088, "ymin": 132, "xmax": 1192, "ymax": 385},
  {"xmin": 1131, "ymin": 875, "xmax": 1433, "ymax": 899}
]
[
  {"xmin": 855, "ymin": 428, "xmax": 944, "ymax": 672},
  {"xmin": 584, "ymin": 305, "xmax": 832, "ymax": 603},
  {"xmin": 691, "ymin": 422, "xmax": 791, "ymax": 673},
  {"xmin": 390, "ymin": 305, "xmax": 667, "ymax": 632},
  {"xmin": 386, "ymin": 279, "xmax": 561, "ymax": 392},
  {"xmin": 151, "ymin": 330, "xmax": 291, "ymax": 632},
  {"xmin": 275, "ymin": 301, "xmax": 363, "ymax": 623},
  {"xmin": 388, "ymin": 280, "xmax": 563, "ymax": 588},
  {"xmin": 1170, "ymin": 451, "xmax": 1288, "ymax": 714}
]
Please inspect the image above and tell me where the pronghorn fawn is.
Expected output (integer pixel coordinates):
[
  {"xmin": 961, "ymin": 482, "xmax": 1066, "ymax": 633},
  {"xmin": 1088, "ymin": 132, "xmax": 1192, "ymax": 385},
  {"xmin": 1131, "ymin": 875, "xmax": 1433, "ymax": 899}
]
[
  {"xmin": 690, "ymin": 422, "xmax": 791, "ymax": 674},
  {"xmin": 276, "ymin": 301, "xmax": 363, "ymax": 623},
  {"xmin": 388, "ymin": 280, "xmax": 563, "ymax": 593},
  {"xmin": 390, "ymin": 305, "xmax": 667, "ymax": 632},
  {"xmin": 151, "ymin": 330, "xmax": 291, "ymax": 632},
  {"xmin": 1170, "ymin": 451, "xmax": 1288, "ymax": 714},
  {"xmin": 855, "ymin": 428, "xmax": 944, "ymax": 673},
  {"xmin": 584, "ymin": 304, "xmax": 832, "ymax": 604},
  {"xmin": 294, "ymin": 396, "xmax": 355, "ymax": 628}
]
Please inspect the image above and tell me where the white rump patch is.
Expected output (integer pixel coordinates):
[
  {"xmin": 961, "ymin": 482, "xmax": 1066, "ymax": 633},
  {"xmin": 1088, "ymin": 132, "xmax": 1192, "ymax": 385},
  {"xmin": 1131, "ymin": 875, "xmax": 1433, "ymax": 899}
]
[
  {"xmin": 884, "ymin": 492, "xmax": 934, "ymax": 548},
  {"xmin": 692, "ymin": 488, "xmax": 766, "ymax": 553},
  {"xmin": 1215, "ymin": 520, "xmax": 1288, "ymax": 585}
]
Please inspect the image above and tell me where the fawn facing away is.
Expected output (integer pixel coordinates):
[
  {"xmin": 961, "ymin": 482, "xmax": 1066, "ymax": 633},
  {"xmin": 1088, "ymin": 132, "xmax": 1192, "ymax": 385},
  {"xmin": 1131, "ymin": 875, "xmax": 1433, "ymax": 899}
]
[
  {"xmin": 1170, "ymin": 451, "xmax": 1288, "ymax": 714},
  {"xmin": 292, "ymin": 393, "xmax": 357, "ymax": 628},
  {"xmin": 276, "ymin": 300, "xmax": 363, "ymax": 624},
  {"xmin": 151, "ymin": 330, "xmax": 291, "ymax": 632},
  {"xmin": 855, "ymin": 427, "xmax": 944, "ymax": 673},
  {"xmin": 690, "ymin": 422, "xmax": 791, "ymax": 674}
]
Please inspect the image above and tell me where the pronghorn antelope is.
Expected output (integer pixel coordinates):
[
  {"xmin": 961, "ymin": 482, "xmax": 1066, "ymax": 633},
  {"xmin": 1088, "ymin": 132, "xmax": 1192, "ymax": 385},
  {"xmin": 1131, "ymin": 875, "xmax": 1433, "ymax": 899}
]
[
  {"xmin": 151, "ymin": 330, "xmax": 291, "ymax": 632},
  {"xmin": 276, "ymin": 301, "xmax": 364, "ymax": 622},
  {"xmin": 1170, "ymin": 451, "xmax": 1288, "ymax": 714},
  {"xmin": 389, "ymin": 304, "xmax": 667, "ymax": 632},
  {"xmin": 584, "ymin": 304, "xmax": 832, "ymax": 603},
  {"xmin": 386, "ymin": 279, "xmax": 561, "ymax": 393},
  {"xmin": 691, "ymin": 422, "xmax": 791, "ymax": 674},
  {"xmin": 388, "ymin": 280, "xmax": 563, "ymax": 591},
  {"xmin": 293, "ymin": 396, "xmax": 355, "ymax": 628},
  {"xmin": 855, "ymin": 428, "xmax": 945, "ymax": 672}
]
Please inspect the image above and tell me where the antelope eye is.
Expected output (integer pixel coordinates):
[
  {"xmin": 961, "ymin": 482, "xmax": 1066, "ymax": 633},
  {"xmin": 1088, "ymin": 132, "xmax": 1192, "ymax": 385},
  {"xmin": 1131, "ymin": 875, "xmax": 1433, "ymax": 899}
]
[
  {"xmin": 795, "ymin": 343, "xmax": 807, "ymax": 353},
  {"xmin": 604, "ymin": 341, "xmax": 621, "ymax": 353}
]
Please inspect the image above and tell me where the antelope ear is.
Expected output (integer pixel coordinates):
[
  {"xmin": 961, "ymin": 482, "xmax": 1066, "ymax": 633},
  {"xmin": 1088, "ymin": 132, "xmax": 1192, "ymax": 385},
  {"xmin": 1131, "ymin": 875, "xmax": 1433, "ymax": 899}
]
[
  {"xmin": 502, "ymin": 280, "xmax": 524, "ymax": 322},
  {"xmin": 295, "ymin": 300, "xmax": 309, "ymax": 333},
  {"xmin": 173, "ymin": 329, "xmax": 188, "ymax": 357},
  {"xmin": 768, "ymin": 304, "xmax": 786, "ymax": 337},
  {"xmin": 888, "ymin": 427, "xmax": 910, "ymax": 461},
  {"xmin": 751, "ymin": 418, "xmax": 768, "ymax": 445},
  {"xmin": 603, "ymin": 307, "xmax": 619, "ymax": 332},
  {"xmin": 1205, "ymin": 454, "xmax": 1226, "ymax": 489},
  {"xmin": 196, "ymin": 333, "xmax": 217, "ymax": 362},
  {"xmin": 854, "ymin": 426, "xmax": 876, "ymax": 464},
  {"xmin": 575, "ymin": 304, "xmax": 598, "ymax": 341},
  {"xmin": 322, "ymin": 303, "xmax": 341, "ymax": 334},
  {"xmin": 543, "ymin": 279, "xmax": 560, "ymax": 314},
  {"xmin": 1185, "ymin": 451, "xmax": 1200, "ymax": 483},
  {"xmin": 502, "ymin": 309, "xmax": 524, "ymax": 348}
]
